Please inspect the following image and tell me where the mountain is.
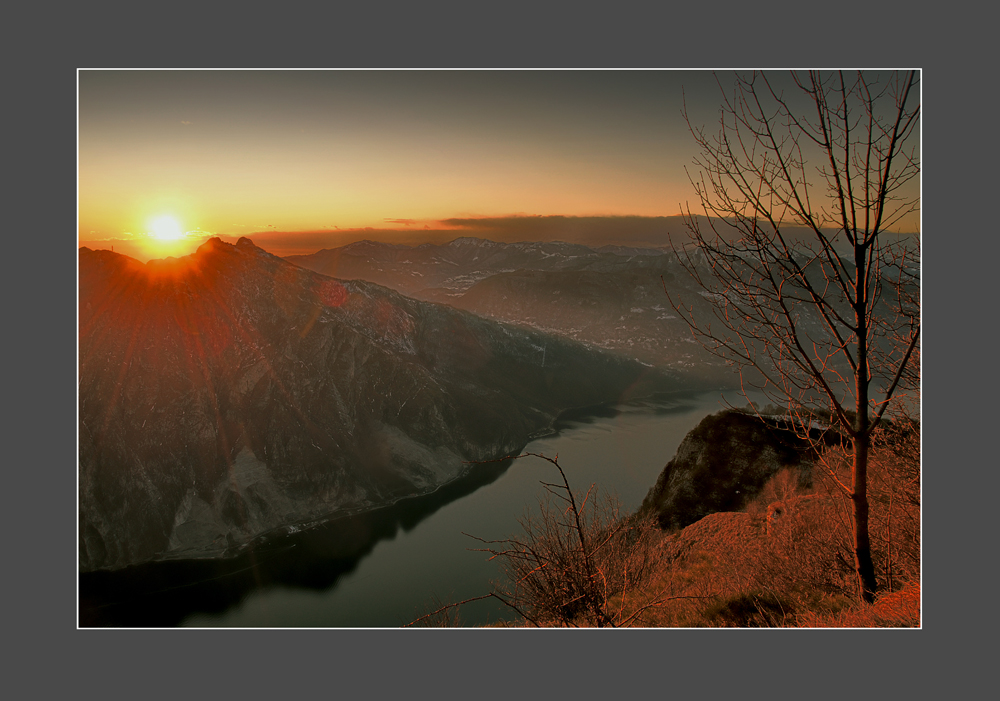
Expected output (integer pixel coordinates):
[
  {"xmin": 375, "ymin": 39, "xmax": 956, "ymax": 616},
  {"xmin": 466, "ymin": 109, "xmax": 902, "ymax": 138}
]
[
  {"xmin": 450, "ymin": 267, "xmax": 733, "ymax": 382},
  {"xmin": 286, "ymin": 237, "xmax": 734, "ymax": 381},
  {"xmin": 284, "ymin": 237, "xmax": 615, "ymax": 302},
  {"xmin": 79, "ymin": 237, "xmax": 678, "ymax": 572}
]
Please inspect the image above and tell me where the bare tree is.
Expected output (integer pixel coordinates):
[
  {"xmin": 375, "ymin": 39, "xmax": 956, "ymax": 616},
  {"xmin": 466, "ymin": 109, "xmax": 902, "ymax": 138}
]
[
  {"xmin": 407, "ymin": 453, "xmax": 679, "ymax": 628},
  {"xmin": 668, "ymin": 70, "xmax": 920, "ymax": 603},
  {"xmin": 465, "ymin": 453, "xmax": 658, "ymax": 627}
]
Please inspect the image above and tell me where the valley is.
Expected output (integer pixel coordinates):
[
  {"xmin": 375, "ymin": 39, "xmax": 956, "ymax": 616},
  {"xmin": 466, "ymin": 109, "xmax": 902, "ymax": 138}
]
[
  {"xmin": 79, "ymin": 237, "xmax": 698, "ymax": 575},
  {"xmin": 74, "ymin": 68, "xmax": 922, "ymax": 632},
  {"xmin": 287, "ymin": 237, "xmax": 733, "ymax": 382},
  {"xmin": 78, "ymin": 233, "xmax": 915, "ymax": 627}
]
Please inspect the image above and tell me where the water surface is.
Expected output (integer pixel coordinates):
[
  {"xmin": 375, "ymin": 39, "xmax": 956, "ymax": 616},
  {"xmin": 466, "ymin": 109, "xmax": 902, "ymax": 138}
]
[{"xmin": 176, "ymin": 389, "xmax": 753, "ymax": 627}]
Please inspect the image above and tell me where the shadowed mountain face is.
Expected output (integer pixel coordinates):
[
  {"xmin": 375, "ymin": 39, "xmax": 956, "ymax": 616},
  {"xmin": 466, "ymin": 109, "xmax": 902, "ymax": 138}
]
[
  {"xmin": 637, "ymin": 410, "xmax": 834, "ymax": 531},
  {"xmin": 79, "ymin": 237, "xmax": 677, "ymax": 572}
]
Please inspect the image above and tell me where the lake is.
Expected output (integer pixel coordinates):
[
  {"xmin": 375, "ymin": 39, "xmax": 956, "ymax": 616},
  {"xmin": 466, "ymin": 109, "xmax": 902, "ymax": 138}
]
[{"xmin": 79, "ymin": 388, "xmax": 756, "ymax": 627}]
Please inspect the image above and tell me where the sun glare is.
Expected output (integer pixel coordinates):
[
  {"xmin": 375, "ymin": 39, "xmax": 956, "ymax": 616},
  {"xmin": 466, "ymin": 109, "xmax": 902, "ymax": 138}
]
[{"xmin": 150, "ymin": 216, "xmax": 184, "ymax": 241}]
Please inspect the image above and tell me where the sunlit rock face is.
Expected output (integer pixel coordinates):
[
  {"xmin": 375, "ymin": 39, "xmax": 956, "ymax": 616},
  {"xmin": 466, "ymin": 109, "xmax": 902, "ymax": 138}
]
[{"xmin": 79, "ymin": 237, "xmax": 674, "ymax": 571}]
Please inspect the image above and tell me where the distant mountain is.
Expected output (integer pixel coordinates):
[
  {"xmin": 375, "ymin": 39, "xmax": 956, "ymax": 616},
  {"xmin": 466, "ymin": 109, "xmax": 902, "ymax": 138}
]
[
  {"xmin": 453, "ymin": 268, "xmax": 725, "ymax": 380},
  {"xmin": 284, "ymin": 237, "xmax": 618, "ymax": 301},
  {"xmin": 79, "ymin": 238, "xmax": 679, "ymax": 571},
  {"xmin": 287, "ymin": 237, "xmax": 734, "ymax": 381},
  {"xmin": 287, "ymin": 235, "xmax": 915, "ymax": 412}
]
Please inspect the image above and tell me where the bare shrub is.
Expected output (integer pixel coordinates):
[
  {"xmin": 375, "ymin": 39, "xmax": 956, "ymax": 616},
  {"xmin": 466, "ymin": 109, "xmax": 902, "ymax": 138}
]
[
  {"xmin": 405, "ymin": 453, "xmax": 674, "ymax": 628},
  {"xmin": 815, "ymin": 415, "xmax": 921, "ymax": 594},
  {"xmin": 869, "ymin": 415, "xmax": 921, "ymax": 591},
  {"xmin": 796, "ymin": 582, "xmax": 920, "ymax": 628},
  {"xmin": 410, "ymin": 594, "xmax": 467, "ymax": 628},
  {"xmin": 464, "ymin": 453, "xmax": 670, "ymax": 627},
  {"xmin": 743, "ymin": 466, "xmax": 805, "ymax": 515}
]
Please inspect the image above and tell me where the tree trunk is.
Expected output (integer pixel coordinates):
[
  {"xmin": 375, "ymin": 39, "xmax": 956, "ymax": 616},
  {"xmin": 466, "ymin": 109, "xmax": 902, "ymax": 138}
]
[
  {"xmin": 853, "ymin": 245, "xmax": 878, "ymax": 604},
  {"xmin": 852, "ymin": 437, "xmax": 878, "ymax": 603}
]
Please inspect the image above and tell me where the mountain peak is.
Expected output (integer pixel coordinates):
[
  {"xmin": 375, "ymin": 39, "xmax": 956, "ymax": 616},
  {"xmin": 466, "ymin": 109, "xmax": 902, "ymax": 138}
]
[
  {"xmin": 79, "ymin": 242, "xmax": 665, "ymax": 573},
  {"xmin": 448, "ymin": 236, "xmax": 499, "ymax": 248},
  {"xmin": 342, "ymin": 240, "xmax": 409, "ymax": 253},
  {"xmin": 196, "ymin": 236, "xmax": 228, "ymax": 255}
]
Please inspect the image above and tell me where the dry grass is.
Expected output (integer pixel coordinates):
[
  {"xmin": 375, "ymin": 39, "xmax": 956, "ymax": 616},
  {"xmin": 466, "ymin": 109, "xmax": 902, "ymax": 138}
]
[
  {"xmin": 417, "ymin": 419, "xmax": 919, "ymax": 628},
  {"xmin": 796, "ymin": 583, "xmax": 920, "ymax": 627},
  {"xmin": 592, "ymin": 420, "xmax": 920, "ymax": 628}
]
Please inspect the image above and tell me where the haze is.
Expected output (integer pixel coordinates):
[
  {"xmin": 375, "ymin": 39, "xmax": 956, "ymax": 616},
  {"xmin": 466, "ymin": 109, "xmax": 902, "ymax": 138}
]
[{"xmin": 78, "ymin": 70, "xmax": 920, "ymax": 262}]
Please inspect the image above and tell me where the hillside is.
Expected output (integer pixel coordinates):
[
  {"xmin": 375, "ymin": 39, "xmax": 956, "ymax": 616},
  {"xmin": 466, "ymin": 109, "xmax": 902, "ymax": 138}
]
[
  {"xmin": 287, "ymin": 237, "xmax": 736, "ymax": 382},
  {"xmin": 422, "ymin": 408, "xmax": 920, "ymax": 628},
  {"xmin": 79, "ymin": 237, "xmax": 681, "ymax": 572},
  {"xmin": 640, "ymin": 410, "xmax": 920, "ymax": 626}
]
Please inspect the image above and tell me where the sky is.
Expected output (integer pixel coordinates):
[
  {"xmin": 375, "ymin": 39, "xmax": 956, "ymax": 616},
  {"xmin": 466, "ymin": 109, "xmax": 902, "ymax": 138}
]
[{"xmin": 78, "ymin": 70, "xmax": 920, "ymax": 262}]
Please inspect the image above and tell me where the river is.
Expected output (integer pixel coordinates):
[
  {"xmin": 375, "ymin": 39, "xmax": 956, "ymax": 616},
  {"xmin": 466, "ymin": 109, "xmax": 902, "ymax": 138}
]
[{"xmin": 79, "ymin": 389, "xmax": 757, "ymax": 627}]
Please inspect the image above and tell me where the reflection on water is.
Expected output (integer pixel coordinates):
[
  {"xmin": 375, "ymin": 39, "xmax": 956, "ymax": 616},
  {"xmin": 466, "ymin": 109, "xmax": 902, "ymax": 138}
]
[
  {"xmin": 79, "ymin": 457, "xmax": 515, "ymax": 627},
  {"xmin": 80, "ymin": 389, "xmax": 755, "ymax": 627}
]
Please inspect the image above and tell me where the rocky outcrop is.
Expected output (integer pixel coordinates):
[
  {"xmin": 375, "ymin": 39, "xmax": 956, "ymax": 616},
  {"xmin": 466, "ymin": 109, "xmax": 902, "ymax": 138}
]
[
  {"xmin": 638, "ymin": 410, "xmax": 830, "ymax": 531},
  {"xmin": 79, "ymin": 238, "xmax": 676, "ymax": 572}
]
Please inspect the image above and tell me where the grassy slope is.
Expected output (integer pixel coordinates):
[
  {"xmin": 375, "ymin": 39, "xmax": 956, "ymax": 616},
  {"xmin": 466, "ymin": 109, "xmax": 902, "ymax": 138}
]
[{"xmin": 466, "ymin": 418, "xmax": 920, "ymax": 629}]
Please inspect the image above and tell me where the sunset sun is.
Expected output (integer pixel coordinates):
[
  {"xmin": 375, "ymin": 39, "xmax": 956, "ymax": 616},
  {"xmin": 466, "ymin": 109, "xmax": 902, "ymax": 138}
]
[{"xmin": 150, "ymin": 215, "xmax": 184, "ymax": 240}]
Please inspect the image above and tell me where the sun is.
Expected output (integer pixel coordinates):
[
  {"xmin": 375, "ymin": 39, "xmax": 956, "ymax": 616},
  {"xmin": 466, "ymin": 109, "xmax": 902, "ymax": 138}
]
[
  {"xmin": 150, "ymin": 215, "xmax": 184, "ymax": 241},
  {"xmin": 142, "ymin": 214, "xmax": 196, "ymax": 258}
]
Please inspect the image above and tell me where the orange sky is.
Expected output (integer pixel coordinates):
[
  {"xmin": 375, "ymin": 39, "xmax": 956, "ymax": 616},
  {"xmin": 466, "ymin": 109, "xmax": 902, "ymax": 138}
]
[{"xmin": 78, "ymin": 70, "xmax": 920, "ymax": 263}]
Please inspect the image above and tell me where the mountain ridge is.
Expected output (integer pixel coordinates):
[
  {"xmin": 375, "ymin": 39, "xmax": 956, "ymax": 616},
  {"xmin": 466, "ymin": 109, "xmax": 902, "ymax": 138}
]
[
  {"xmin": 286, "ymin": 236, "xmax": 735, "ymax": 381},
  {"xmin": 79, "ymin": 237, "xmax": 679, "ymax": 572}
]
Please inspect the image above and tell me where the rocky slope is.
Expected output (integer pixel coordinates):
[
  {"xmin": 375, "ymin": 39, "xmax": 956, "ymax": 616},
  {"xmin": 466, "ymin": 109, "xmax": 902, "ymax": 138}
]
[
  {"xmin": 79, "ymin": 237, "xmax": 677, "ymax": 572},
  {"xmin": 638, "ymin": 410, "xmax": 836, "ymax": 531}
]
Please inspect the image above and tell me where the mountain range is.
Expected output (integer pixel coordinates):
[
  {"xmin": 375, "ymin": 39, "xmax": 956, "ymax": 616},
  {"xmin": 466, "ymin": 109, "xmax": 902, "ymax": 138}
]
[
  {"xmin": 286, "ymin": 237, "xmax": 734, "ymax": 381},
  {"xmin": 79, "ymin": 237, "xmax": 683, "ymax": 572}
]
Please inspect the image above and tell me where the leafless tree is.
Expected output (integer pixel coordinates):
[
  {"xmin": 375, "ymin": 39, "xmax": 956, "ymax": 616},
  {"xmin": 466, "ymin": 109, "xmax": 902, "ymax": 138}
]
[
  {"xmin": 407, "ymin": 453, "xmax": 682, "ymax": 628},
  {"xmin": 668, "ymin": 70, "xmax": 920, "ymax": 603},
  {"xmin": 464, "ymin": 453, "xmax": 658, "ymax": 627}
]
